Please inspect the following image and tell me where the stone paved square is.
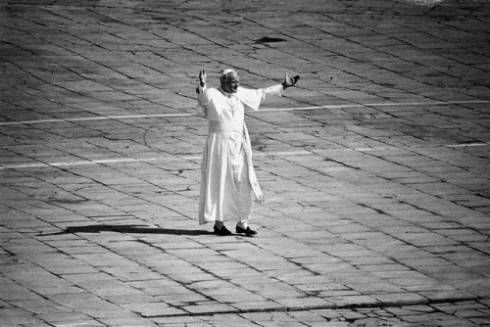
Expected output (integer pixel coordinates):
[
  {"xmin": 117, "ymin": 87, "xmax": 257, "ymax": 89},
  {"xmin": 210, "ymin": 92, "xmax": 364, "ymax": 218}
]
[{"xmin": 1, "ymin": 0, "xmax": 489, "ymax": 326}]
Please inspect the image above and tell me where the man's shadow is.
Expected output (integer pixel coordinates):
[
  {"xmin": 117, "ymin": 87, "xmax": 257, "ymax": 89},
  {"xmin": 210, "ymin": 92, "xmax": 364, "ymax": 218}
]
[{"xmin": 39, "ymin": 225, "xmax": 214, "ymax": 236}]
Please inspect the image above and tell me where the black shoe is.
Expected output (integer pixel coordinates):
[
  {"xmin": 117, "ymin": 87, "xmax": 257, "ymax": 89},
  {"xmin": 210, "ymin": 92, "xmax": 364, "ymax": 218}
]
[
  {"xmin": 213, "ymin": 225, "xmax": 232, "ymax": 236},
  {"xmin": 235, "ymin": 225, "xmax": 257, "ymax": 236}
]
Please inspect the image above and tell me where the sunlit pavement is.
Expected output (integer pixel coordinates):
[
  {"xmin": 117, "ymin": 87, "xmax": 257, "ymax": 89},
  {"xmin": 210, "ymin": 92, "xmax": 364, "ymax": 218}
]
[{"xmin": 1, "ymin": 0, "xmax": 489, "ymax": 326}]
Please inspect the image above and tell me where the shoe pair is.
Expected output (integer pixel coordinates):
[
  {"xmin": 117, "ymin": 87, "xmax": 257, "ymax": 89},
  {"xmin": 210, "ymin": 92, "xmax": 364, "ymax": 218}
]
[{"xmin": 213, "ymin": 224, "xmax": 257, "ymax": 236}]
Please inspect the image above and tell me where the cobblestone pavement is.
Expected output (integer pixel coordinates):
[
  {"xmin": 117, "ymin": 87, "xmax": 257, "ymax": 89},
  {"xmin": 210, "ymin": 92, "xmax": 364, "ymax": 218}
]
[{"xmin": 1, "ymin": 0, "xmax": 489, "ymax": 326}]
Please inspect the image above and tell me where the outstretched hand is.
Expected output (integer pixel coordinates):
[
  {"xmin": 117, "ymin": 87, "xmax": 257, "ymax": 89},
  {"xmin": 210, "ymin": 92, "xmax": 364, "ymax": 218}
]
[
  {"xmin": 198, "ymin": 68, "xmax": 207, "ymax": 87},
  {"xmin": 282, "ymin": 72, "xmax": 300, "ymax": 89}
]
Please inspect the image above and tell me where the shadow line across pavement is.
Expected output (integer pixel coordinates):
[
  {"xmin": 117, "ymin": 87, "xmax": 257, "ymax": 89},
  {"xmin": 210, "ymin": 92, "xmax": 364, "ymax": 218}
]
[{"xmin": 38, "ymin": 224, "xmax": 215, "ymax": 236}]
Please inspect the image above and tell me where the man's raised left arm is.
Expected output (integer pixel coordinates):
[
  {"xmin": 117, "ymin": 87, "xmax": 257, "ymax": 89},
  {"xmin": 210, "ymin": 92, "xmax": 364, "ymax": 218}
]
[{"xmin": 263, "ymin": 72, "xmax": 300, "ymax": 97}]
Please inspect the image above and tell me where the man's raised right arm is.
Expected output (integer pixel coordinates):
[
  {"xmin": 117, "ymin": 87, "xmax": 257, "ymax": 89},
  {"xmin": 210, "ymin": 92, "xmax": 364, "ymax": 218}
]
[
  {"xmin": 197, "ymin": 69, "xmax": 212, "ymax": 103},
  {"xmin": 195, "ymin": 68, "xmax": 212, "ymax": 117}
]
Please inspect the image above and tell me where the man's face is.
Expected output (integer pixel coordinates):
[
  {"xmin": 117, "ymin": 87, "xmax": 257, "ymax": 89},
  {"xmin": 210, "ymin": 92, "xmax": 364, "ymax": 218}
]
[{"xmin": 221, "ymin": 72, "xmax": 239, "ymax": 93}]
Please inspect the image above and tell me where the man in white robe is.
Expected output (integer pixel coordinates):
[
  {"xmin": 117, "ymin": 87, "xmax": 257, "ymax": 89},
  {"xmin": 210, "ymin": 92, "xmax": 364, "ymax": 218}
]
[{"xmin": 196, "ymin": 68, "xmax": 299, "ymax": 236}]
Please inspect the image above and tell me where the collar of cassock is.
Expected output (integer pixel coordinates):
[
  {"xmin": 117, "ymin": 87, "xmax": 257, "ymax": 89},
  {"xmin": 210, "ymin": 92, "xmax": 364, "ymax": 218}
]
[{"xmin": 219, "ymin": 88, "xmax": 237, "ymax": 98}]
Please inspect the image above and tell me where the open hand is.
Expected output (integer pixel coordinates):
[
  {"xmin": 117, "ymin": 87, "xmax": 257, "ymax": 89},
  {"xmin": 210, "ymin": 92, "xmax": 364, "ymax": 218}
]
[
  {"xmin": 198, "ymin": 68, "xmax": 207, "ymax": 87},
  {"xmin": 282, "ymin": 72, "xmax": 300, "ymax": 88}
]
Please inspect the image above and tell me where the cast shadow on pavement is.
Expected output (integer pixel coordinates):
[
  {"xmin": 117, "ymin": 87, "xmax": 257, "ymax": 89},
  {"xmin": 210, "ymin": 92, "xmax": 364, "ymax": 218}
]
[{"xmin": 38, "ymin": 224, "xmax": 214, "ymax": 236}]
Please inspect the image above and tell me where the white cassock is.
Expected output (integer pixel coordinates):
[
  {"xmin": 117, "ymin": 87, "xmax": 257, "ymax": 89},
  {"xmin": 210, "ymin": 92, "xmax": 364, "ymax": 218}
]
[{"xmin": 196, "ymin": 84, "xmax": 283, "ymax": 225}]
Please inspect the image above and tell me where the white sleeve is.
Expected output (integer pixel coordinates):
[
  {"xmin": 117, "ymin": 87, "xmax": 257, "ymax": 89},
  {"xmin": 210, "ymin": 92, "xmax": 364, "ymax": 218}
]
[
  {"xmin": 195, "ymin": 85, "xmax": 211, "ymax": 118},
  {"xmin": 197, "ymin": 85, "xmax": 212, "ymax": 107},
  {"xmin": 237, "ymin": 84, "xmax": 283, "ymax": 111},
  {"xmin": 262, "ymin": 84, "xmax": 284, "ymax": 97}
]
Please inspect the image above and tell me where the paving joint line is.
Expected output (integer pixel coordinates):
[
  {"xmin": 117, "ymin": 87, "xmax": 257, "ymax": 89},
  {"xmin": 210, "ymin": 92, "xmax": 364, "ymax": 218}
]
[
  {"xmin": 0, "ymin": 99, "xmax": 487, "ymax": 126},
  {"xmin": 144, "ymin": 294, "xmax": 487, "ymax": 318},
  {"xmin": 2, "ymin": 143, "xmax": 490, "ymax": 170}
]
